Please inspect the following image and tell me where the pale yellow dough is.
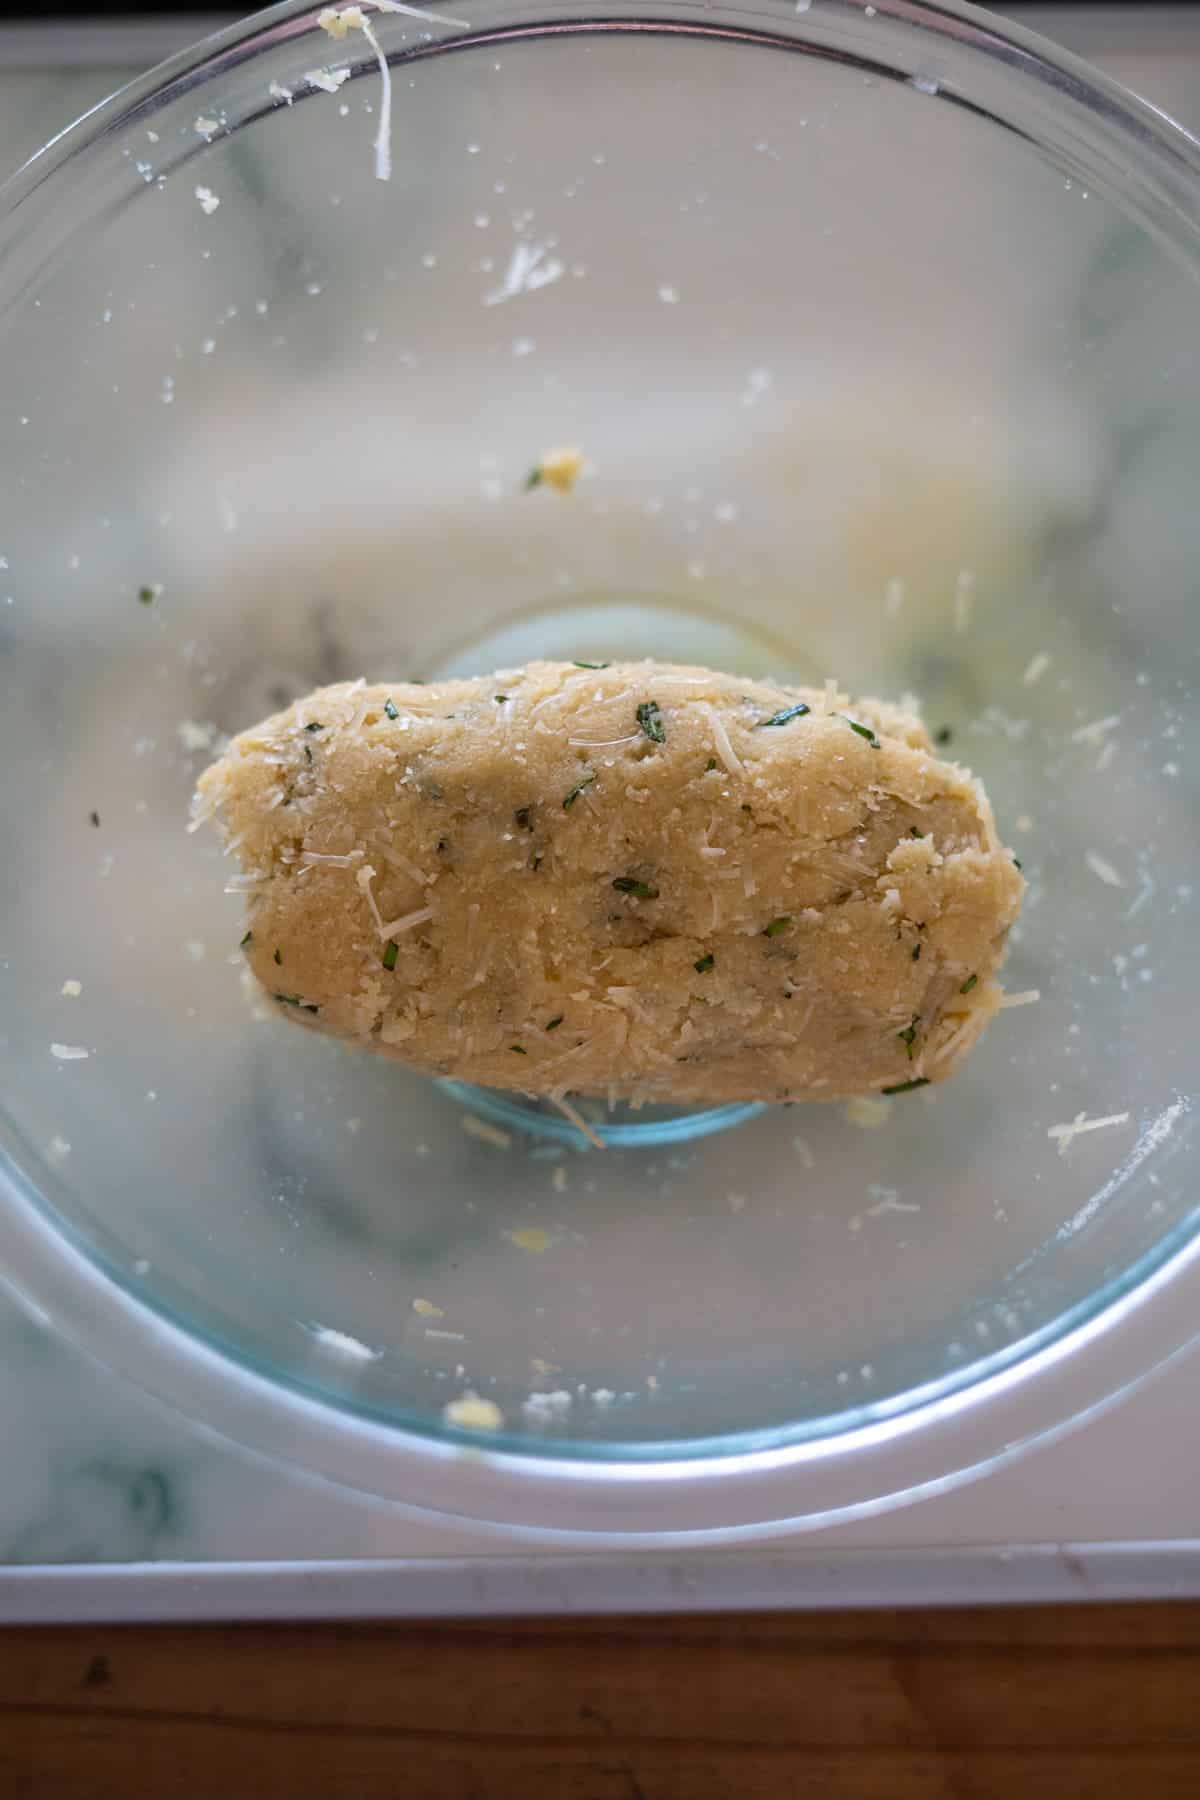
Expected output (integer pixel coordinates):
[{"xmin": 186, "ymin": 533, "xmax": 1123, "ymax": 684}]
[{"xmin": 196, "ymin": 661, "xmax": 1024, "ymax": 1104}]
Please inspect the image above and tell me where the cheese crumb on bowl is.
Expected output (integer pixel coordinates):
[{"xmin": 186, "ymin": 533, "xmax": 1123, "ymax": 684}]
[
  {"xmin": 442, "ymin": 1392, "xmax": 505, "ymax": 1432},
  {"xmin": 525, "ymin": 447, "xmax": 585, "ymax": 493}
]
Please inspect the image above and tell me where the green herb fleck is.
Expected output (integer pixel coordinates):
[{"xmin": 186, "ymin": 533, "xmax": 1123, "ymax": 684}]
[
  {"xmin": 303, "ymin": 743, "xmax": 313, "ymax": 765},
  {"xmin": 494, "ymin": 694, "xmax": 508, "ymax": 704},
  {"xmin": 960, "ymin": 973, "xmax": 978, "ymax": 995},
  {"xmin": 382, "ymin": 940, "xmax": 399, "ymax": 972},
  {"xmin": 304, "ymin": 721, "xmax": 324, "ymax": 734},
  {"xmin": 912, "ymin": 944, "xmax": 921, "ymax": 962},
  {"xmin": 636, "ymin": 699, "xmax": 666, "ymax": 744},
  {"xmin": 694, "ymin": 953, "xmax": 715, "ymax": 974},
  {"xmin": 843, "ymin": 715, "xmax": 881, "ymax": 749},
  {"xmin": 881, "ymin": 1077, "xmax": 930, "ymax": 1096},
  {"xmin": 705, "ymin": 758, "xmax": 718, "ymax": 772},
  {"xmin": 383, "ymin": 697, "xmax": 399, "ymax": 721},
  {"xmin": 546, "ymin": 1015, "xmax": 564, "ymax": 1031},
  {"xmin": 899, "ymin": 1018, "xmax": 919, "ymax": 1059},
  {"xmin": 524, "ymin": 465, "xmax": 543, "ymax": 491},
  {"xmin": 934, "ymin": 726, "xmax": 953, "ymax": 746},
  {"xmin": 137, "ymin": 584, "xmax": 159, "ymax": 606},
  {"xmin": 511, "ymin": 1044, "xmax": 527, "ymax": 1054},
  {"xmin": 531, "ymin": 854, "xmax": 544, "ymax": 871},
  {"xmin": 909, "ymin": 826, "xmax": 925, "ymax": 838},
  {"xmin": 515, "ymin": 806, "xmax": 532, "ymax": 830},
  {"xmin": 612, "ymin": 876, "xmax": 660, "ymax": 900},
  {"xmin": 763, "ymin": 916, "xmax": 792, "ymax": 938},
  {"xmin": 563, "ymin": 772, "xmax": 596, "ymax": 810},
  {"xmin": 89, "ymin": 811, "xmax": 101, "ymax": 828},
  {"xmin": 273, "ymin": 947, "xmax": 282, "ymax": 966},
  {"xmin": 756, "ymin": 702, "xmax": 811, "ymax": 729},
  {"xmin": 240, "ymin": 930, "xmax": 253, "ymax": 949},
  {"xmin": 572, "ymin": 660, "xmax": 610, "ymax": 670},
  {"xmin": 1012, "ymin": 857, "xmax": 1023, "ymax": 871},
  {"xmin": 274, "ymin": 994, "xmax": 320, "ymax": 1014}
]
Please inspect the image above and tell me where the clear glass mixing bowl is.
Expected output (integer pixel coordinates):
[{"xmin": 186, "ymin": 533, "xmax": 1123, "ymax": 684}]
[{"xmin": 2, "ymin": 0, "xmax": 1200, "ymax": 1541}]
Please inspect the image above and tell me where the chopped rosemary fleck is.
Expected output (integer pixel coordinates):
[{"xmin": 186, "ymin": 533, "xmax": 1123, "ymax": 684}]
[
  {"xmin": 934, "ymin": 726, "xmax": 953, "ymax": 746},
  {"xmin": 756, "ymin": 702, "xmax": 811, "ymax": 729},
  {"xmin": 612, "ymin": 877, "xmax": 660, "ymax": 899},
  {"xmin": 912, "ymin": 944, "xmax": 922, "ymax": 961},
  {"xmin": 515, "ymin": 806, "xmax": 533, "ymax": 830},
  {"xmin": 510, "ymin": 1044, "xmax": 528, "ymax": 1054},
  {"xmin": 89, "ymin": 811, "xmax": 100, "ymax": 828},
  {"xmin": 842, "ymin": 715, "xmax": 881, "ymax": 749},
  {"xmin": 763, "ymin": 917, "xmax": 792, "ymax": 938},
  {"xmin": 273, "ymin": 947, "xmax": 282, "ymax": 966},
  {"xmin": 304, "ymin": 721, "xmax": 324, "ymax": 734},
  {"xmin": 524, "ymin": 466, "xmax": 543, "ymax": 491},
  {"xmin": 494, "ymin": 694, "xmax": 509, "ymax": 704},
  {"xmin": 274, "ymin": 994, "xmax": 319, "ymax": 1013},
  {"xmin": 562, "ymin": 772, "xmax": 596, "ymax": 809},
  {"xmin": 705, "ymin": 758, "xmax": 718, "ymax": 772},
  {"xmin": 137, "ymin": 585, "xmax": 157, "ymax": 605},
  {"xmin": 882, "ymin": 1077, "xmax": 930, "ymax": 1096},
  {"xmin": 636, "ymin": 699, "xmax": 666, "ymax": 744},
  {"xmin": 546, "ymin": 1015, "xmax": 564, "ymax": 1031},
  {"xmin": 240, "ymin": 930, "xmax": 253, "ymax": 949},
  {"xmin": 572, "ymin": 660, "xmax": 610, "ymax": 670},
  {"xmin": 694, "ymin": 953, "xmax": 715, "ymax": 974},
  {"xmin": 303, "ymin": 743, "xmax": 313, "ymax": 764},
  {"xmin": 1013, "ymin": 857, "xmax": 1023, "ymax": 871},
  {"xmin": 899, "ymin": 1019, "xmax": 919, "ymax": 1059},
  {"xmin": 382, "ymin": 940, "xmax": 399, "ymax": 971},
  {"xmin": 960, "ymin": 973, "xmax": 978, "ymax": 995},
  {"xmin": 909, "ymin": 826, "xmax": 925, "ymax": 838},
  {"xmin": 383, "ymin": 697, "xmax": 399, "ymax": 720}
]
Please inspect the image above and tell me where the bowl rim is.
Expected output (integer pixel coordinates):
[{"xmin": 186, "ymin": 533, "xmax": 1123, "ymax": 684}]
[{"xmin": 4, "ymin": 0, "xmax": 1200, "ymax": 1537}]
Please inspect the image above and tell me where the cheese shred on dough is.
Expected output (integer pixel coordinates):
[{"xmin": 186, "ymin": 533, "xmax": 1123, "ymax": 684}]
[{"xmin": 196, "ymin": 660, "xmax": 1025, "ymax": 1104}]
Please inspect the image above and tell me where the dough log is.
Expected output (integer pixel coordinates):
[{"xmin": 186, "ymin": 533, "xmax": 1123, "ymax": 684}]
[{"xmin": 196, "ymin": 660, "xmax": 1025, "ymax": 1104}]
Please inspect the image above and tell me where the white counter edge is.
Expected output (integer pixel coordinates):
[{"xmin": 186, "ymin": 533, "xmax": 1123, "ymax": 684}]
[{"xmin": 2, "ymin": 1543, "xmax": 1199, "ymax": 1623}]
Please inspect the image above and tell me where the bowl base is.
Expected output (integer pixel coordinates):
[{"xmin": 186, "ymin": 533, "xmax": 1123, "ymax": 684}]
[{"xmin": 439, "ymin": 1079, "xmax": 767, "ymax": 1148}]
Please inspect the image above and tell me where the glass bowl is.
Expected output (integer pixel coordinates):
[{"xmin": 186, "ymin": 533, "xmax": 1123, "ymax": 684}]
[{"xmin": 2, "ymin": 0, "xmax": 1199, "ymax": 1542}]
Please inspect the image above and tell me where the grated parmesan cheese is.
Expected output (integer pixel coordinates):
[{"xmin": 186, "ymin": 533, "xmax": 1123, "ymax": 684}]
[
  {"xmin": 1021, "ymin": 651, "xmax": 1051, "ymax": 687},
  {"xmin": 60, "ymin": 979, "xmax": 82, "ymax": 997},
  {"xmin": 1048, "ymin": 1111, "xmax": 1131, "ymax": 1155},
  {"xmin": 1071, "ymin": 714, "xmax": 1120, "ymax": 747},
  {"xmin": 1086, "ymin": 850, "xmax": 1125, "ymax": 889},
  {"xmin": 379, "ymin": 903, "xmax": 435, "ymax": 937},
  {"xmin": 507, "ymin": 1226, "xmax": 550, "ymax": 1253},
  {"xmin": 194, "ymin": 186, "xmax": 220, "ymax": 215},
  {"xmin": 701, "ymin": 701, "xmax": 744, "ymax": 777},
  {"xmin": 308, "ymin": 1324, "xmax": 381, "ymax": 1359},
  {"xmin": 317, "ymin": 2, "xmax": 469, "ymax": 182},
  {"xmin": 412, "ymin": 1297, "xmax": 445, "ymax": 1317},
  {"xmin": 443, "ymin": 1391, "xmax": 505, "ymax": 1431},
  {"xmin": 305, "ymin": 67, "xmax": 352, "ymax": 94},
  {"xmin": 997, "ymin": 988, "xmax": 1040, "ymax": 1009},
  {"xmin": 532, "ymin": 447, "xmax": 584, "ymax": 493},
  {"xmin": 51, "ymin": 1043, "xmax": 88, "ymax": 1062}
]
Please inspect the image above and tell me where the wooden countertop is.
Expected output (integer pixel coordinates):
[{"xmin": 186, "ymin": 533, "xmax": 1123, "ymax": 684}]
[{"xmin": 3, "ymin": 1603, "xmax": 1199, "ymax": 1796}]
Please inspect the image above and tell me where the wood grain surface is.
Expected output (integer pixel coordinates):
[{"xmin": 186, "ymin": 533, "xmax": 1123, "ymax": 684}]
[{"xmin": 3, "ymin": 1603, "xmax": 1200, "ymax": 1798}]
